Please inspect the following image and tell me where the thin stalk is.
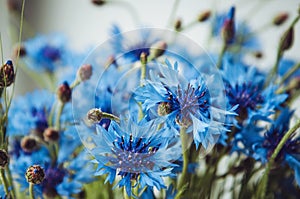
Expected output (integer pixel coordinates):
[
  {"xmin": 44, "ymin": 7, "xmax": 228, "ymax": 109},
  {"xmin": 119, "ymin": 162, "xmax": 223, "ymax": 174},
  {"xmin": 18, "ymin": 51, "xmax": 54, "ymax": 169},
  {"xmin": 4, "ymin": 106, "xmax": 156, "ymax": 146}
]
[
  {"xmin": 101, "ymin": 112, "xmax": 120, "ymax": 123},
  {"xmin": 5, "ymin": 166, "xmax": 16, "ymax": 199},
  {"xmin": 0, "ymin": 169, "xmax": 9, "ymax": 195},
  {"xmin": 216, "ymin": 43, "xmax": 227, "ymax": 69},
  {"xmin": 166, "ymin": 0, "xmax": 181, "ymax": 28},
  {"xmin": 175, "ymin": 126, "xmax": 189, "ymax": 197},
  {"xmin": 55, "ymin": 102, "xmax": 65, "ymax": 131},
  {"xmin": 279, "ymin": 62, "xmax": 300, "ymax": 85},
  {"xmin": 257, "ymin": 119, "xmax": 300, "ymax": 199},
  {"xmin": 29, "ymin": 183, "xmax": 35, "ymax": 199}
]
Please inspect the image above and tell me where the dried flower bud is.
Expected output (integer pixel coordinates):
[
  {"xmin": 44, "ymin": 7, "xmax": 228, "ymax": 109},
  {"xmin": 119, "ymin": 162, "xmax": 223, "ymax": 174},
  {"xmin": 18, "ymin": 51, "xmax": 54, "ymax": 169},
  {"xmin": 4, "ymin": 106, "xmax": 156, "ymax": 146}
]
[
  {"xmin": 140, "ymin": 52, "xmax": 148, "ymax": 65},
  {"xmin": 221, "ymin": 7, "xmax": 235, "ymax": 44},
  {"xmin": 21, "ymin": 136, "xmax": 39, "ymax": 153},
  {"xmin": 174, "ymin": 19, "xmax": 182, "ymax": 31},
  {"xmin": 105, "ymin": 55, "xmax": 117, "ymax": 68},
  {"xmin": 25, "ymin": 165, "xmax": 45, "ymax": 184},
  {"xmin": 0, "ymin": 150, "xmax": 9, "ymax": 168},
  {"xmin": 13, "ymin": 44, "xmax": 26, "ymax": 57},
  {"xmin": 77, "ymin": 64, "xmax": 92, "ymax": 82},
  {"xmin": 0, "ymin": 60, "xmax": 15, "ymax": 88},
  {"xmin": 157, "ymin": 102, "xmax": 172, "ymax": 116},
  {"xmin": 197, "ymin": 10, "xmax": 211, "ymax": 22},
  {"xmin": 279, "ymin": 26, "xmax": 294, "ymax": 52},
  {"xmin": 43, "ymin": 128, "xmax": 59, "ymax": 142},
  {"xmin": 57, "ymin": 82, "xmax": 72, "ymax": 103},
  {"xmin": 149, "ymin": 41, "xmax": 167, "ymax": 58},
  {"xmin": 273, "ymin": 12, "xmax": 289, "ymax": 26},
  {"xmin": 92, "ymin": 0, "xmax": 105, "ymax": 6},
  {"xmin": 253, "ymin": 51, "xmax": 263, "ymax": 59},
  {"xmin": 87, "ymin": 108, "xmax": 103, "ymax": 123}
]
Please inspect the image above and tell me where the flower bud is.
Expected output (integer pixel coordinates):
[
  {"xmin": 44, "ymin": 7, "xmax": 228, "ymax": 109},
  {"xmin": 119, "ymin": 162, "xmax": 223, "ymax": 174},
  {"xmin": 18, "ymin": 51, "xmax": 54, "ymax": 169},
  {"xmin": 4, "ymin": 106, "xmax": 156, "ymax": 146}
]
[
  {"xmin": 253, "ymin": 51, "xmax": 263, "ymax": 59},
  {"xmin": 57, "ymin": 82, "xmax": 72, "ymax": 103},
  {"xmin": 13, "ymin": 44, "xmax": 26, "ymax": 57},
  {"xmin": 0, "ymin": 150, "xmax": 9, "ymax": 168},
  {"xmin": 279, "ymin": 27, "xmax": 294, "ymax": 52},
  {"xmin": 92, "ymin": 0, "xmax": 105, "ymax": 6},
  {"xmin": 0, "ymin": 60, "xmax": 15, "ymax": 88},
  {"xmin": 87, "ymin": 108, "xmax": 103, "ymax": 123},
  {"xmin": 140, "ymin": 52, "xmax": 148, "ymax": 65},
  {"xmin": 174, "ymin": 19, "xmax": 182, "ymax": 31},
  {"xmin": 77, "ymin": 64, "xmax": 92, "ymax": 82},
  {"xmin": 43, "ymin": 128, "xmax": 60, "ymax": 142},
  {"xmin": 105, "ymin": 55, "xmax": 117, "ymax": 68},
  {"xmin": 273, "ymin": 12, "xmax": 289, "ymax": 26},
  {"xmin": 21, "ymin": 136, "xmax": 39, "ymax": 153},
  {"xmin": 149, "ymin": 41, "xmax": 167, "ymax": 58},
  {"xmin": 157, "ymin": 102, "xmax": 172, "ymax": 116},
  {"xmin": 25, "ymin": 165, "xmax": 45, "ymax": 184},
  {"xmin": 197, "ymin": 10, "xmax": 211, "ymax": 22},
  {"xmin": 221, "ymin": 7, "xmax": 235, "ymax": 44}
]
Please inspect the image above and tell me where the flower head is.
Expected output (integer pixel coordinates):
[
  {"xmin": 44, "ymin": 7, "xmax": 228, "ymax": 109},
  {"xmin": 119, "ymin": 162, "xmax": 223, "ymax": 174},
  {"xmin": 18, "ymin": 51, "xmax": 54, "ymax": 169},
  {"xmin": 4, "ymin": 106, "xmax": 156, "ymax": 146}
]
[
  {"xmin": 91, "ymin": 116, "xmax": 180, "ymax": 196},
  {"xmin": 134, "ymin": 60, "xmax": 235, "ymax": 149}
]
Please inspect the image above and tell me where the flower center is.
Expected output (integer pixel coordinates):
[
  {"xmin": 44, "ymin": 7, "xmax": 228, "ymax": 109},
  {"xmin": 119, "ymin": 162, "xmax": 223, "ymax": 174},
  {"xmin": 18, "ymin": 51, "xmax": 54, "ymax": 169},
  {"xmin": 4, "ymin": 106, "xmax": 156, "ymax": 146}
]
[{"xmin": 112, "ymin": 134, "xmax": 159, "ymax": 179}]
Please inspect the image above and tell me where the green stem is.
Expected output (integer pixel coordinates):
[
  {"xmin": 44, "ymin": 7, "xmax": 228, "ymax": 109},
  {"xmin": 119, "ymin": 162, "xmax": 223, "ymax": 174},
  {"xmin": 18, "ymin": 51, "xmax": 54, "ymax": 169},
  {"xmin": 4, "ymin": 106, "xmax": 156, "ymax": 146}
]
[
  {"xmin": 175, "ymin": 126, "xmax": 189, "ymax": 197},
  {"xmin": 0, "ymin": 169, "xmax": 9, "ymax": 195},
  {"xmin": 5, "ymin": 166, "xmax": 16, "ymax": 199},
  {"xmin": 216, "ymin": 43, "xmax": 227, "ymax": 69},
  {"xmin": 101, "ymin": 112, "xmax": 120, "ymax": 123},
  {"xmin": 29, "ymin": 183, "xmax": 35, "ymax": 199},
  {"xmin": 258, "ymin": 119, "xmax": 300, "ymax": 199},
  {"xmin": 279, "ymin": 62, "xmax": 300, "ymax": 85},
  {"xmin": 55, "ymin": 102, "xmax": 65, "ymax": 131},
  {"xmin": 166, "ymin": 0, "xmax": 181, "ymax": 27},
  {"xmin": 123, "ymin": 186, "xmax": 130, "ymax": 199}
]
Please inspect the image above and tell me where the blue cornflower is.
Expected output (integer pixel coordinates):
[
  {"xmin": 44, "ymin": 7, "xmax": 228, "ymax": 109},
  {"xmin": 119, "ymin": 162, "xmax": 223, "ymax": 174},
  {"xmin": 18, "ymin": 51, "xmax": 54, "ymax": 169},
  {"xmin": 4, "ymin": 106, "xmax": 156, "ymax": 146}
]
[
  {"xmin": 10, "ymin": 128, "xmax": 94, "ymax": 198},
  {"xmin": 233, "ymin": 109, "xmax": 300, "ymax": 185},
  {"xmin": 23, "ymin": 33, "xmax": 68, "ymax": 72},
  {"xmin": 91, "ymin": 116, "xmax": 181, "ymax": 197},
  {"xmin": 222, "ymin": 57, "xmax": 287, "ymax": 123},
  {"xmin": 211, "ymin": 7, "xmax": 260, "ymax": 52},
  {"xmin": 134, "ymin": 60, "xmax": 235, "ymax": 149},
  {"xmin": 8, "ymin": 90, "xmax": 73, "ymax": 137},
  {"xmin": 109, "ymin": 25, "xmax": 159, "ymax": 63}
]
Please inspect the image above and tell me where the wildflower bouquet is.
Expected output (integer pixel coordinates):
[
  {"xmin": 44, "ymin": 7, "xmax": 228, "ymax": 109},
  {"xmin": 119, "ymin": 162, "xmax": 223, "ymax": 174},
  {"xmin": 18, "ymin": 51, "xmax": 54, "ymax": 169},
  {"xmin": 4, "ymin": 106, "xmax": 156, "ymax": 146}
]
[{"xmin": 1, "ymin": 0, "xmax": 300, "ymax": 198}]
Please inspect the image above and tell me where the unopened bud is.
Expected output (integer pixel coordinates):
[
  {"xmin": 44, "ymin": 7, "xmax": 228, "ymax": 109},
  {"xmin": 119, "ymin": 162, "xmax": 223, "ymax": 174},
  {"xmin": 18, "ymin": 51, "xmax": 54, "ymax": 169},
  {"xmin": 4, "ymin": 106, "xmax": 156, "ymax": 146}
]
[
  {"xmin": 221, "ymin": 7, "xmax": 235, "ymax": 44},
  {"xmin": 43, "ymin": 128, "xmax": 59, "ymax": 142},
  {"xmin": 0, "ymin": 60, "xmax": 15, "ymax": 88},
  {"xmin": 13, "ymin": 44, "xmax": 26, "ymax": 57},
  {"xmin": 140, "ymin": 52, "xmax": 147, "ymax": 65},
  {"xmin": 92, "ymin": 0, "xmax": 106, "ymax": 6},
  {"xmin": 87, "ymin": 108, "xmax": 103, "ymax": 123},
  {"xmin": 0, "ymin": 150, "xmax": 9, "ymax": 168},
  {"xmin": 57, "ymin": 82, "xmax": 72, "ymax": 103},
  {"xmin": 78, "ymin": 64, "xmax": 92, "ymax": 82},
  {"xmin": 279, "ymin": 27, "xmax": 294, "ymax": 52},
  {"xmin": 273, "ymin": 12, "xmax": 289, "ymax": 26},
  {"xmin": 149, "ymin": 41, "xmax": 167, "ymax": 58},
  {"xmin": 21, "ymin": 136, "xmax": 39, "ymax": 153},
  {"xmin": 25, "ymin": 165, "xmax": 45, "ymax": 184},
  {"xmin": 253, "ymin": 51, "xmax": 263, "ymax": 59},
  {"xmin": 157, "ymin": 102, "xmax": 172, "ymax": 116},
  {"xmin": 105, "ymin": 55, "xmax": 117, "ymax": 68},
  {"xmin": 174, "ymin": 19, "xmax": 182, "ymax": 31},
  {"xmin": 197, "ymin": 10, "xmax": 211, "ymax": 22}
]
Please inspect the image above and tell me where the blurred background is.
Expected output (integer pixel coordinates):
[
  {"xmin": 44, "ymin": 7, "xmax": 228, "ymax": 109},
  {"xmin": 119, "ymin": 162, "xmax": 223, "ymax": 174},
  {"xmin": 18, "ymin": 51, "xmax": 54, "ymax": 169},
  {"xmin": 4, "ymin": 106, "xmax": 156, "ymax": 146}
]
[{"xmin": 1, "ymin": 0, "xmax": 300, "ymax": 95}]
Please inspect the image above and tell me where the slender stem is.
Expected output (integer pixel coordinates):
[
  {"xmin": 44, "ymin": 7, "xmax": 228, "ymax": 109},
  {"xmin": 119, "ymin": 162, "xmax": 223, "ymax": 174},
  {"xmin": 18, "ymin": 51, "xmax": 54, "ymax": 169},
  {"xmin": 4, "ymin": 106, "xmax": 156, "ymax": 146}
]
[
  {"xmin": 279, "ymin": 62, "xmax": 300, "ymax": 85},
  {"xmin": 176, "ymin": 126, "xmax": 189, "ymax": 195},
  {"xmin": 166, "ymin": 0, "xmax": 181, "ymax": 27},
  {"xmin": 29, "ymin": 183, "xmax": 35, "ymax": 199},
  {"xmin": 102, "ymin": 112, "xmax": 120, "ymax": 123},
  {"xmin": 258, "ymin": 119, "xmax": 300, "ymax": 199},
  {"xmin": 0, "ymin": 169, "xmax": 9, "ymax": 195},
  {"xmin": 5, "ymin": 166, "xmax": 16, "ymax": 199},
  {"xmin": 55, "ymin": 102, "xmax": 65, "ymax": 131},
  {"xmin": 216, "ymin": 43, "xmax": 227, "ymax": 69},
  {"xmin": 123, "ymin": 186, "xmax": 130, "ymax": 199}
]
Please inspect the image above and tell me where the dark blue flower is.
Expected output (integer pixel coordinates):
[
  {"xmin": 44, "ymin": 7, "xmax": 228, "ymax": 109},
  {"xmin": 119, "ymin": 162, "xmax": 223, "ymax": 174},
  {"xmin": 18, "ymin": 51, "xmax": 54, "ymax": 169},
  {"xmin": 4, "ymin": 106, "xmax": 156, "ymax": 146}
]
[
  {"xmin": 91, "ymin": 116, "xmax": 180, "ymax": 197},
  {"xmin": 134, "ymin": 60, "xmax": 235, "ymax": 149},
  {"xmin": 222, "ymin": 57, "xmax": 287, "ymax": 123}
]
